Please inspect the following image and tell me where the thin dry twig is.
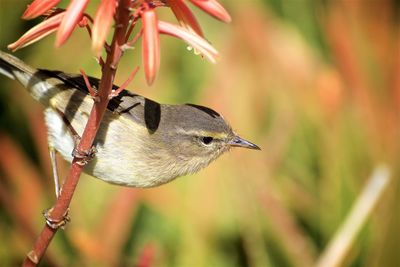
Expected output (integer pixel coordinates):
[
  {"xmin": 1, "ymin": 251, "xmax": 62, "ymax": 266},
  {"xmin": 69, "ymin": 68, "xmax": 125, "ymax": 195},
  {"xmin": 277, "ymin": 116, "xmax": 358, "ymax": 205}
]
[{"xmin": 315, "ymin": 165, "xmax": 391, "ymax": 267}]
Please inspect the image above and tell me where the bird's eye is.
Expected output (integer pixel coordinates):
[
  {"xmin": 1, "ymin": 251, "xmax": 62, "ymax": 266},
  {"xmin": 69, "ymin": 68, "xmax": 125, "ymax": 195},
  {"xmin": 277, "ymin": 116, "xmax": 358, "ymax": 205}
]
[{"xmin": 200, "ymin": 136, "xmax": 214, "ymax": 145}]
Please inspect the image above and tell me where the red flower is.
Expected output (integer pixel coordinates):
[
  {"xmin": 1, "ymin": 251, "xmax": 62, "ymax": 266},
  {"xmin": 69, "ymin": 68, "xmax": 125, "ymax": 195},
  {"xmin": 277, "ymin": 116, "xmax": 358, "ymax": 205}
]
[
  {"xmin": 22, "ymin": 0, "xmax": 61, "ymax": 20},
  {"xmin": 189, "ymin": 0, "xmax": 231, "ymax": 23},
  {"xmin": 158, "ymin": 21, "xmax": 218, "ymax": 63},
  {"xmin": 10, "ymin": 0, "xmax": 230, "ymax": 87},
  {"xmin": 92, "ymin": 0, "xmax": 117, "ymax": 56},
  {"xmin": 167, "ymin": 0, "xmax": 203, "ymax": 37},
  {"xmin": 140, "ymin": 0, "xmax": 225, "ymax": 85},
  {"xmin": 142, "ymin": 8, "xmax": 161, "ymax": 86},
  {"xmin": 56, "ymin": 0, "xmax": 90, "ymax": 47},
  {"xmin": 12, "ymin": 0, "xmax": 93, "ymax": 50},
  {"xmin": 8, "ymin": 12, "xmax": 65, "ymax": 51}
]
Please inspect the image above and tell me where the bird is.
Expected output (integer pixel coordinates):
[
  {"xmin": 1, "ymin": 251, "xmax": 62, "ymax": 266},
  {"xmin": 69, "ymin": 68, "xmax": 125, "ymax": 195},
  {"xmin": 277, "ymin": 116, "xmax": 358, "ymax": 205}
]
[{"xmin": 0, "ymin": 51, "xmax": 260, "ymax": 188}]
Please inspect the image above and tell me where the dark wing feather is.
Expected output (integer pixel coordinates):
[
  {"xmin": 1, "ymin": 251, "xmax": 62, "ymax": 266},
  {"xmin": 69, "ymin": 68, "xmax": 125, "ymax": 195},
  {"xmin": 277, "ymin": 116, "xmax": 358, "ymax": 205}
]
[{"xmin": 39, "ymin": 69, "xmax": 161, "ymax": 132}]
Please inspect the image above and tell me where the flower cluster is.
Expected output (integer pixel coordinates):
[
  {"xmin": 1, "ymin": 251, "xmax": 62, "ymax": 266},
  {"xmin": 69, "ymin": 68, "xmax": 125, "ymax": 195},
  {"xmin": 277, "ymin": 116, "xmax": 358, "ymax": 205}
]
[{"xmin": 9, "ymin": 0, "xmax": 231, "ymax": 85}]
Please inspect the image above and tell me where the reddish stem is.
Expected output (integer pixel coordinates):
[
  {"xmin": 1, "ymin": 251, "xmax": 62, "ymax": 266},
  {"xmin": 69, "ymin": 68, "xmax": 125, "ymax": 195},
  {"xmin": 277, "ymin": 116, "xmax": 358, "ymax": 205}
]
[
  {"xmin": 22, "ymin": 0, "xmax": 132, "ymax": 266},
  {"xmin": 80, "ymin": 69, "xmax": 98, "ymax": 99},
  {"xmin": 109, "ymin": 66, "xmax": 139, "ymax": 98}
]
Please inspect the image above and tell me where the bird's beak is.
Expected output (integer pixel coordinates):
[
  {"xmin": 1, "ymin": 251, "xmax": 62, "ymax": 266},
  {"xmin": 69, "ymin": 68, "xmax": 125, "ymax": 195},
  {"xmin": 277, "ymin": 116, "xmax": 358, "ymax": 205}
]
[{"xmin": 229, "ymin": 136, "xmax": 261, "ymax": 150}]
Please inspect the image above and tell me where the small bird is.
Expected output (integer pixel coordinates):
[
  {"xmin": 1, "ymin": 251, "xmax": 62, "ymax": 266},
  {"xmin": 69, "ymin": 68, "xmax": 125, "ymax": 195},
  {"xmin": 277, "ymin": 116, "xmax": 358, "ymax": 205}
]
[{"xmin": 0, "ymin": 51, "xmax": 259, "ymax": 188}]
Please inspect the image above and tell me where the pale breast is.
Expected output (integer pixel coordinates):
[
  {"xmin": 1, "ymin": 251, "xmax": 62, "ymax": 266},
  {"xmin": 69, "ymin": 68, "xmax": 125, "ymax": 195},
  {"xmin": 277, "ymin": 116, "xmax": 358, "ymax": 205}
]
[{"xmin": 44, "ymin": 89, "xmax": 177, "ymax": 188}]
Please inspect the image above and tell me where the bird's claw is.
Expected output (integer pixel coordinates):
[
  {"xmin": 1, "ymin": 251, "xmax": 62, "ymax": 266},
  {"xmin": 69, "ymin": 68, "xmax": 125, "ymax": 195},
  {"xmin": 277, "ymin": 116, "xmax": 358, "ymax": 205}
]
[
  {"xmin": 72, "ymin": 146, "xmax": 97, "ymax": 166},
  {"xmin": 72, "ymin": 136, "xmax": 97, "ymax": 166},
  {"xmin": 43, "ymin": 207, "xmax": 70, "ymax": 230}
]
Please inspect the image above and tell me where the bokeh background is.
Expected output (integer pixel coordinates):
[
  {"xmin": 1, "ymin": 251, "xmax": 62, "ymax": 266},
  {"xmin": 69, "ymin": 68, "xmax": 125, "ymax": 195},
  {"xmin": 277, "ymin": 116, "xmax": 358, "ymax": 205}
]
[{"xmin": 0, "ymin": 0, "xmax": 399, "ymax": 266}]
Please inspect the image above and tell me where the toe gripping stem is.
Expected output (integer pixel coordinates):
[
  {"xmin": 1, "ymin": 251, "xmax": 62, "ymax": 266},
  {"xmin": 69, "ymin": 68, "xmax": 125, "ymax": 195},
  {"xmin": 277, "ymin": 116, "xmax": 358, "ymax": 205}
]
[
  {"xmin": 54, "ymin": 108, "xmax": 97, "ymax": 166},
  {"xmin": 72, "ymin": 136, "xmax": 97, "ymax": 166},
  {"xmin": 43, "ymin": 207, "xmax": 70, "ymax": 230},
  {"xmin": 72, "ymin": 146, "xmax": 97, "ymax": 166}
]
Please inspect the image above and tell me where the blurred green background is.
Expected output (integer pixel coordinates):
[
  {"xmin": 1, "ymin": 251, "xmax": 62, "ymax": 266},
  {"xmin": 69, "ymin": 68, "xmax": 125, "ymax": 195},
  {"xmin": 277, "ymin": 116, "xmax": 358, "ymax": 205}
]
[{"xmin": 0, "ymin": 0, "xmax": 399, "ymax": 266}]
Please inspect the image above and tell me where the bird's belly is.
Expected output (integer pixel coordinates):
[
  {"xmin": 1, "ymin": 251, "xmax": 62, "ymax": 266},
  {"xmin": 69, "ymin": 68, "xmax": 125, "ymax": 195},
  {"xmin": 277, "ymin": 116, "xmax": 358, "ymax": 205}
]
[
  {"xmin": 43, "ymin": 107, "xmax": 172, "ymax": 188},
  {"xmin": 44, "ymin": 107, "xmax": 75, "ymax": 163}
]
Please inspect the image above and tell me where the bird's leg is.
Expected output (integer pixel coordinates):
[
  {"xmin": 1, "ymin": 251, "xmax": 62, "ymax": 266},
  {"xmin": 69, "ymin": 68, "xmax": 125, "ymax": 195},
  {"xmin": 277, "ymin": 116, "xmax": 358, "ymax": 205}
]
[
  {"xmin": 43, "ymin": 207, "xmax": 70, "ymax": 230},
  {"xmin": 45, "ymin": 146, "xmax": 70, "ymax": 229},
  {"xmin": 49, "ymin": 147, "xmax": 60, "ymax": 198},
  {"xmin": 71, "ymin": 135, "xmax": 97, "ymax": 166},
  {"xmin": 55, "ymin": 108, "xmax": 97, "ymax": 166},
  {"xmin": 42, "ymin": 108, "xmax": 91, "ymax": 229}
]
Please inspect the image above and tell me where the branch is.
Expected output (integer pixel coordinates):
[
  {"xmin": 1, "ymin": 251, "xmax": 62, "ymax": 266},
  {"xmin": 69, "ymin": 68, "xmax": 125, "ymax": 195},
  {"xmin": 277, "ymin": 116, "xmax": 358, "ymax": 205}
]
[{"xmin": 22, "ymin": 0, "xmax": 132, "ymax": 266}]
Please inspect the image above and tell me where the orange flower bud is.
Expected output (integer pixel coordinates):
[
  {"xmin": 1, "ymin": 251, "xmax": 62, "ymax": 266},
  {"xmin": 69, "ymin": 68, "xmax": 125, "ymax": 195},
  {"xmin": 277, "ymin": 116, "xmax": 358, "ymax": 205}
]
[
  {"xmin": 8, "ymin": 12, "xmax": 64, "ymax": 51},
  {"xmin": 55, "ymin": 0, "xmax": 89, "ymax": 47},
  {"xmin": 158, "ymin": 21, "xmax": 218, "ymax": 63},
  {"xmin": 92, "ymin": 0, "xmax": 117, "ymax": 56},
  {"xmin": 142, "ymin": 9, "xmax": 160, "ymax": 86},
  {"xmin": 189, "ymin": 0, "xmax": 231, "ymax": 23},
  {"xmin": 167, "ymin": 0, "xmax": 203, "ymax": 37},
  {"xmin": 22, "ymin": 0, "xmax": 61, "ymax": 20}
]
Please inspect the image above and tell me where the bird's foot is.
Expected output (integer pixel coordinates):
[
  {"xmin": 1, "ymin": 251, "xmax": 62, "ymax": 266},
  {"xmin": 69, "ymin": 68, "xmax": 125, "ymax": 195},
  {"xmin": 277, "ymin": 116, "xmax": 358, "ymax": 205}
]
[
  {"xmin": 71, "ymin": 136, "xmax": 97, "ymax": 166},
  {"xmin": 43, "ymin": 207, "xmax": 70, "ymax": 230}
]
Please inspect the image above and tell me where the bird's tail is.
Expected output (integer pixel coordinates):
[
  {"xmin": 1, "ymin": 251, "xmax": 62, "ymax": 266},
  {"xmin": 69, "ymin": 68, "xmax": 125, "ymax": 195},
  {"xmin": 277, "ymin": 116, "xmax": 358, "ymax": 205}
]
[
  {"xmin": 0, "ymin": 50, "xmax": 57, "ymax": 106},
  {"xmin": 0, "ymin": 50, "xmax": 37, "ymax": 83}
]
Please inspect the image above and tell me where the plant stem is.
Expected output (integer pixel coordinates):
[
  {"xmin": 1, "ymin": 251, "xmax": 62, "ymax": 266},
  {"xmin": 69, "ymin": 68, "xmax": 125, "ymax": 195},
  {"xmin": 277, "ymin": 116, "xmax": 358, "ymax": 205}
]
[
  {"xmin": 22, "ymin": 0, "xmax": 132, "ymax": 266},
  {"xmin": 315, "ymin": 165, "xmax": 391, "ymax": 267}
]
